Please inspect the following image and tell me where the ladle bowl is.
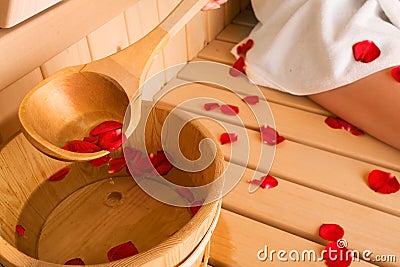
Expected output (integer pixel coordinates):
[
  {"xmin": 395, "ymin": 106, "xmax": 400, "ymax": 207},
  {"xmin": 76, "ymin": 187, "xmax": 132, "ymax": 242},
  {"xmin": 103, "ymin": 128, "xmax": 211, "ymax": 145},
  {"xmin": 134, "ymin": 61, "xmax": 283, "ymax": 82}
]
[{"xmin": 18, "ymin": 0, "xmax": 209, "ymax": 161}]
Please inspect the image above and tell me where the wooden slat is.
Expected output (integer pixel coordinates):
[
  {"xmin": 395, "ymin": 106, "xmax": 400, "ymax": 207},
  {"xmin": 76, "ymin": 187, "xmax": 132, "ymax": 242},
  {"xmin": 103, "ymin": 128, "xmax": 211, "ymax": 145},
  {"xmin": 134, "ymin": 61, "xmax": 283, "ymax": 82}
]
[
  {"xmin": 0, "ymin": 0, "xmax": 136, "ymax": 90},
  {"xmin": 240, "ymin": 0, "xmax": 251, "ymax": 11},
  {"xmin": 224, "ymin": 0, "xmax": 241, "ymax": 26},
  {"xmin": 232, "ymin": 8, "xmax": 258, "ymax": 27},
  {"xmin": 197, "ymin": 40, "xmax": 236, "ymax": 64},
  {"xmin": 163, "ymin": 28, "xmax": 188, "ymax": 81},
  {"xmin": 220, "ymin": 165, "xmax": 397, "ymax": 266},
  {"xmin": 211, "ymin": 209, "xmax": 376, "ymax": 267},
  {"xmin": 216, "ymin": 23, "xmax": 252, "ymax": 43},
  {"xmin": 40, "ymin": 38, "xmax": 91, "ymax": 78},
  {"xmin": 186, "ymin": 11, "xmax": 208, "ymax": 60},
  {"xmin": 157, "ymin": 0, "xmax": 182, "ymax": 22},
  {"xmin": 86, "ymin": 13, "xmax": 129, "ymax": 61},
  {"xmin": 154, "ymin": 83, "xmax": 400, "ymax": 217},
  {"xmin": 206, "ymin": 7, "xmax": 225, "ymax": 42},
  {"xmin": 125, "ymin": 0, "xmax": 160, "ymax": 44},
  {"xmin": 183, "ymin": 40, "xmax": 332, "ymax": 116},
  {"xmin": 0, "ymin": 69, "xmax": 43, "ymax": 144}
]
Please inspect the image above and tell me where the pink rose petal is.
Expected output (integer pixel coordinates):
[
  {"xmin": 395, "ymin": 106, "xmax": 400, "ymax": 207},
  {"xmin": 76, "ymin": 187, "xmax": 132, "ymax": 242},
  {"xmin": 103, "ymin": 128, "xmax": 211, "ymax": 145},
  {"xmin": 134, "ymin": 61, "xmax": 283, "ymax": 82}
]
[
  {"xmin": 107, "ymin": 241, "xmax": 138, "ymax": 261},
  {"xmin": 391, "ymin": 66, "xmax": 400, "ymax": 82},
  {"xmin": 260, "ymin": 125, "xmax": 285, "ymax": 145},
  {"xmin": 48, "ymin": 167, "xmax": 70, "ymax": 181},
  {"xmin": 177, "ymin": 188, "xmax": 195, "ymax": 203},
  {"xmin": 242, "ymin": 95, "xmax": 259, "ymax": 105},
  {"xmin": 229, "ymin": 57, "xmax": 246, "ymax": 77},
  {"xmin": 124, "ymin": 147, "xmax": 142, "ymax": 163},
  {"xmin": 220, "ymin": 133, "xmax": 238, "ymax": 145},
  {"xmin": 220, "ymin": 104, "xmax": 239, "ymax": 115},
  {"xmin": 368, "ymin": 169, "xmax": 400, "ymax": 194},
  {"xmin": 352, "ymin": 40, "xmax": 381, "ymax": 63},
  {"xmin": 89, "ymin": 120, "xmax": 122, "ymax": 137},
  {"xmin": 204, "ymin": 102, "xmax": 220, "ymax": 111},
  {"xmin": 319, "ymin": 224, "xmax": 345, "ymax": 242}
]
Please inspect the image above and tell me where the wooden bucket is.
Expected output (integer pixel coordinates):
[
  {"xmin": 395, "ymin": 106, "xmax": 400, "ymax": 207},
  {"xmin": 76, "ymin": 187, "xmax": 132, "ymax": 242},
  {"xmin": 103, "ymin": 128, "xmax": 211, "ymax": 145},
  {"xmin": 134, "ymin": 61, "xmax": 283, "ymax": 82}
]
[{"xmin": 0, "ymin": 102, "xmax": 224, "ymax": 267}]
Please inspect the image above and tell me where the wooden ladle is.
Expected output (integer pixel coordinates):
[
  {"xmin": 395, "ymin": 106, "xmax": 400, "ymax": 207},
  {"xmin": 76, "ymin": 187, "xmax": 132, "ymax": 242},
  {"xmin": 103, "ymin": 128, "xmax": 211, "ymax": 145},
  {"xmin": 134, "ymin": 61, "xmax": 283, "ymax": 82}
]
[{"xmin": 18, "ymin": 0, "xmax": 209, "ymax": 162}]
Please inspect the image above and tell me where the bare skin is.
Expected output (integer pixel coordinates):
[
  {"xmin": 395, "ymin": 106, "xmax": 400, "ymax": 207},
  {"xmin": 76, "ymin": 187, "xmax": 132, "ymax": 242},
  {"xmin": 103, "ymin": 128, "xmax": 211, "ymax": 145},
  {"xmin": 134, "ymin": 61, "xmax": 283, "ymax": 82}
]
[{"xmin": 308, "ymin": 67, "xmax": 400, "ymax": 150}]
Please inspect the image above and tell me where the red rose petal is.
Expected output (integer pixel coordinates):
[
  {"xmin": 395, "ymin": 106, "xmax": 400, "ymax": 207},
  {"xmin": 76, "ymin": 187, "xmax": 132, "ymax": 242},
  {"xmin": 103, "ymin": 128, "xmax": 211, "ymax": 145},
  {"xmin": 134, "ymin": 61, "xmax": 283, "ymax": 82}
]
[
  {"xmin": 124, "ymin": 147, "xmax": 142, "ymax": 163},
  {"xmin": 368, "ymin": 169, "xmax": 400, "ymax": 194},
  {"xmin": 248, "ymin": 175, "xmax": 278, "ymax": 189},
  {"xmin": 89, "ymin": 120, "xmax": 122, "ymax": 137},
  {"xmin": 149, "ymin": 151, "xmax": 167, "ymax": 168},
  {"xmin": 325, "ymin": 117, "xmax": 342, "ymax": 129},
  {"xmin": 237, "ymin": 39, "xmax": 254, "ymax": 56},
  {"xmin": 230, "ymin": 57, "xmax": 246, "ymax": 77},
  {"xmin": 323, "ymin": 241, "xmax": 352, "ymax": 267},
  {"xmin": 63, "ymin": 140, "xmax": 101, "ymax": 153},
  {"xmin": 48, "ymin": 167, "xmax": 70, "ymax": 181},
  {"xmin": 83, "ymin": 136, "xmax": 98, "ymax": 143},
  {"xmin": 16, "ymin": 225, "xmax": 25, "ymax": 237},
  {"xmin": 204, "ymin": 102, "xmax": 220, "ymax": 111},
  {"xmin": 136, "ymin": 157, "xmax": 154, "ymax": 172},
  {"xmin": 220, "ymin": 133, "xmax": 238, "ymax": 145},
  {"xmin": 325, "ymin": 117, "xmax": 364, "ymax": 136},
  {"xmin": 108, "ymin": 157, "xmax": 127, "ymax": 174},
  {"xmin": 260, "ymin": 125, "xmax": 285, "ymax": 145},
  {"xmin": 89, "ymin": 155, "xmax": 111, "ymax": 167},
  {"xmin": 319, "ymin": 224, "xmax": 345, "ymax": 242},
  {"xmin": 189, "ymin": 200, "xmax": 204, "ymax": 216},
  {"xmin": 352, "ymin": 40, "xmax": 381, "ymax": 63},
  {"xmin": 177, "ymin": 188, "xmax": 195, "ymax": 203},
  {"xmin": 65, "ymin": 258, "xmax": 85, "ymax": 265},
  {"xmin": 220, "ymin": 104, "xmax": 239, "ymax": 115},
  {"xmin": 391, "ymin": 66, "xmax": 400, "ymax": 82},
  {"xmin": 242, "ymin": 95, "xmax": 259, "ymax": 105},
  {"xmin": 150, "ymin": 161, "xmax": 173, "ymax": 176},
  {"xmin": 97, "ymin": 129, "xmax": 122, "ymax": 150},
  {"xmin": 107, "ymin": 241, "xmax": 138, "ymax": 261},
  {"xmin": 108, "ymin": 138, "xmax": 124, "ymax": 152}
]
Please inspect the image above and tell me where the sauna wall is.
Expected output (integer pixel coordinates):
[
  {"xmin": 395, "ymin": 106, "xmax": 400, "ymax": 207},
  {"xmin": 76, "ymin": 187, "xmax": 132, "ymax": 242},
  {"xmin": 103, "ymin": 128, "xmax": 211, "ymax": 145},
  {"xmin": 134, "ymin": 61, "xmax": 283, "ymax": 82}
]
[{"xmin": 0, "ymin": 0, "xmax": 250, "ymax": 146}]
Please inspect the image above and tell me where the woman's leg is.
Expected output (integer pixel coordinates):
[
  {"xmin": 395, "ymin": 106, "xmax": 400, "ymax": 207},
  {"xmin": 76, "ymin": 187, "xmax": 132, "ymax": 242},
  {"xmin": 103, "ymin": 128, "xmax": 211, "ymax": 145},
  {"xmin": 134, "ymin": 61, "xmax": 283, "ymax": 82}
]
[{"xmin": 308, "ymin": 67, "xmax": 400, "ymax": 150}]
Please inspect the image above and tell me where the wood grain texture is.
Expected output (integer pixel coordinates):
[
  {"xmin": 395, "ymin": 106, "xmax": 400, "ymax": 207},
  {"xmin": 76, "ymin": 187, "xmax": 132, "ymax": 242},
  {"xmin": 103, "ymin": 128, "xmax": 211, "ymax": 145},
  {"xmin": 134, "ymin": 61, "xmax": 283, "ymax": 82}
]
[
  {"xmin": 224, "ymin": 0, "xmax": 241, "ymax": 26},
  {"xmin": 40, "ymin": 38, "xmax": 91, "ymax": 78},
  {"xmin": 0, "ymin": 69, "xmax": 43, "ymax": 144},
  {"xmin": 210, "ymin": 210, "xmax": 377, "ymax": 267},
  {"xmin": 0, "ymin": 0, "xmax": 136, "ymax": 90},
  {"xmin": 87, "ymin": 13, "xmax": 129, "ymax": 61},
  {"xmin": 206, "ymin": 7, "xmax": 225, "ymax": 42},
  {"xmin": 232, "ymin": 8, "xmax": 258, "ymax": 27},
  {"xmin": 125, "ymin": 0, "xmax": 160, "ymax": 44},
  {"xmin": 186, "ymin": 11, "xmax": 208, "ymax": 60},
  {"xmin": 163, "ymin": 28, "xmax": 188, "ymax": 81},
  {"xmin": 216, "ymin": 24, "xmax": 252, "ymax": 43},
  {"xmin": 158, "ymin": 0, "xmax": 182, "ymax": 22}
]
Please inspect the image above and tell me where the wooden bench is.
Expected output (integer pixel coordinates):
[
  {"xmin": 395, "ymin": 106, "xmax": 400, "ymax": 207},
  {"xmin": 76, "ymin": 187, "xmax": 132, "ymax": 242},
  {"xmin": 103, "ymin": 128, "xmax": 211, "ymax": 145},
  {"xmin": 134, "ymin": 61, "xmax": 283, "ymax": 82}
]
[{"xmin": 156, "ymin": 7, "xmax": 400, "ymax": 267}]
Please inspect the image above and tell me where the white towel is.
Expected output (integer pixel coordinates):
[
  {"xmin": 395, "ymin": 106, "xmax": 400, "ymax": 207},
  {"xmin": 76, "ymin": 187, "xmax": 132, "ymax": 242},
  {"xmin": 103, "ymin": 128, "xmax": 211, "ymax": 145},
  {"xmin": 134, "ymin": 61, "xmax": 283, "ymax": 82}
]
[{"xmin": 232, "ymin": 0, "xmax": 400, "ymax": 95}]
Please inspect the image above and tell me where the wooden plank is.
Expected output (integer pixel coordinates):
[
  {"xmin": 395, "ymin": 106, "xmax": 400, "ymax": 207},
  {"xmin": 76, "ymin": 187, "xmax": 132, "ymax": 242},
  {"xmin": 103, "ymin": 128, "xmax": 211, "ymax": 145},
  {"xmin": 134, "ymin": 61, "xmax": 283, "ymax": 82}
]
[
  {"xmin": 206, "ymin": 6, "xmax": 225, "ymax": 42},
  {"xmin": 211, "ymin": 209, "xmax": 376, "ymax": 267},
  {"xmin": 197, "ymin": 40, "xmax": 236, "ymax": 64},
  {"xmin": 216, "ymin": 23, "xmax": 252, "ymax": 43},
  {"xmin": 240, "ymin": 0, "xmax": 251, "ymax": 11},
  {"xmin": 154, "ymin": 84, "xmax": 400, "ymax": 217},
  {"xmin": 40, "ymin": 38, "xmax": 91, "ymax": 78},
  {"xmin": 232, "ymin": 8, "xmax": 258, "ymax": 27},
  {"xmin": 125, "ymin": 0, "xmax": 160, "ymax": 44},
  {"xmin": 0, "ymin": 0, "xmax": 136, "ymax": 90},
  {"xmin": 157, "ymin": 0, "xmax": 182, "ymax": 22},
  {"xmin": 163, "ymin": 28, "xmax": 188, "ymax": 81},
  {"xmin": 182, "ymin": 41, "xmax": 332, "ymax": 116},
  {"xmin": 219, "ymin": 165, "xmax": 397, "ymax": 266},
  {"xmin": 87, "ymin": 13, "xmax": 129, "ymax": 61},
  {"xmin": 0, "ymin": 69, "xmax": 43, "ymax": 143},
  {"xmin": 186, "ymin": 11, "xmax": 208, "ymax": 60},
  {"xmin": 224, "ymin": 0, "xmax": 241, "ymax": 26}
]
